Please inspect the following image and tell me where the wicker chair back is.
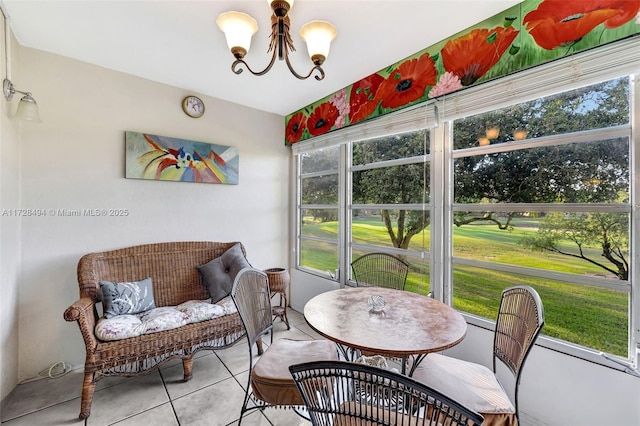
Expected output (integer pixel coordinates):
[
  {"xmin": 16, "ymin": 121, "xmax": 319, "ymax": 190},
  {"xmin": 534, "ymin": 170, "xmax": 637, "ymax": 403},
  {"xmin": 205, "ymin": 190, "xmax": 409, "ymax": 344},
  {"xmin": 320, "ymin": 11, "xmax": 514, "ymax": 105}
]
[
  {"xmin": 290, "ymin": 360, "xmax": 484, "ymax": 426},
  {"xmin": 77, "ymin": 241, "xmax": 245, "ymax": 307},
  {"xmin": 493, "ymin": 285, "xmax": 545, "ymax": 417},
  {"xmin": 351, "ymin": 252, "xmax": 410, "ymax": 290},
  {"xmin": 231, "ymin": 268, "xmax": 273, "ymax": 348}
]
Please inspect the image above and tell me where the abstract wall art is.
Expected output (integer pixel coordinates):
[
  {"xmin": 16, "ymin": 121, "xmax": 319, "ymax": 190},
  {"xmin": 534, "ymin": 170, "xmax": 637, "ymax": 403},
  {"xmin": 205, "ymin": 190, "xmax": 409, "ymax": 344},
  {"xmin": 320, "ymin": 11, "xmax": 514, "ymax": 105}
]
[{"xmin": 125, "ymin": 131, "xmax": 239, "ymax": 184}]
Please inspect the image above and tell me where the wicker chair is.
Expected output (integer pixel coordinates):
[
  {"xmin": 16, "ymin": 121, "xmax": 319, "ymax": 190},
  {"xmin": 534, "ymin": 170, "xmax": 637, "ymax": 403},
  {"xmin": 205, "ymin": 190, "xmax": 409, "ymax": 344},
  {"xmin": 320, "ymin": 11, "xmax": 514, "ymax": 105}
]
[
  {"xmin": 289, "ymin": 360, "xmax": 484, "ymax": 426},
  {"xmin": 412, "ymin": 285, "xmax": 545, "ymax": 426},
  {"xmin": 230, "ymin": 268, "xmax": 339, "ymax": 425},
  {"xmin": 351, "ymin": 252, "xmax": 410, "ymax": 290}
]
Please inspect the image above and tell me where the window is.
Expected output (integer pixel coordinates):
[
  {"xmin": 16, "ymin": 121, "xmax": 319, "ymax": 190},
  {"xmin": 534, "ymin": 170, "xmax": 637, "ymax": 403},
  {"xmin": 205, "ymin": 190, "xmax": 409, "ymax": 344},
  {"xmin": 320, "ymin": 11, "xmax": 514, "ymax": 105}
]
[
  {"xmin": 298, "ymin": 146, "xmax": 340, "ymax": 275},
  {"xmin": 450, "ymin": 77, "xmax": 631, "ymax": 357},
  {"xmin": 293, "ymin": 40, "xmax": 639, "ymax": 370},
  {"xmin": 351, "ymin": 130, "xmax": 431, "ymax": 294}
]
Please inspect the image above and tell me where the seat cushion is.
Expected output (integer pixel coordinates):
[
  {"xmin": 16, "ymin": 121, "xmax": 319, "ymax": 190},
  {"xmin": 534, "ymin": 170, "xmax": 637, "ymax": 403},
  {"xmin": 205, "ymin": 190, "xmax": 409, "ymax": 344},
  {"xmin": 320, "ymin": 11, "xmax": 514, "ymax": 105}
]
[
  {"xmin": 95, "ymin": 296, "xmax": 237, "ymax": 341},
  {"xmin": 251, "ymin": 339, "xmax": 338, "ymax": 406},
  {"xmin": 412, "ymin": 353, "xmax": 516, "ymax": 426}
]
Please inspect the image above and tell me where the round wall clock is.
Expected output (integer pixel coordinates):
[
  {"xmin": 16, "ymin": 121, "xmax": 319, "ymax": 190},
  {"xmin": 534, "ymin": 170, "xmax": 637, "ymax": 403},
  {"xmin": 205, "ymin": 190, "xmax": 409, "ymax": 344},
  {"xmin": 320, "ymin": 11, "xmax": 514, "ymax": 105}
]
[{"xmin": 182, "ymin": 95, "xmax": 205, "ymax": 118}]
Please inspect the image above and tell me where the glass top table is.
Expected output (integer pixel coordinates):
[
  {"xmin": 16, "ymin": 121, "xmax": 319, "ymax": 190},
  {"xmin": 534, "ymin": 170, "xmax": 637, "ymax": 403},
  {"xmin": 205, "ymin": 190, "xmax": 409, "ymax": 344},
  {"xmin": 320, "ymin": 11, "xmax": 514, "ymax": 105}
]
[{"xmin": 304, "ymin": 286, "xmax": 467, "ymax": 376}]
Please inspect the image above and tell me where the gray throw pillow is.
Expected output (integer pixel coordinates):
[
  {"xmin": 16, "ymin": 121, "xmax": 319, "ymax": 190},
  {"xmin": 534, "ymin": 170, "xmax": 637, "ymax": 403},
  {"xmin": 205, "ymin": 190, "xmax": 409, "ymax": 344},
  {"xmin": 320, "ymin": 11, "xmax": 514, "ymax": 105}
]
[
  {"xmin": 198, "ymin": 243, "xmax": 251, "ymax": 303},
  {"xmin": 99, "ymin": 277, "xmax": 156, "ymax": 319}
]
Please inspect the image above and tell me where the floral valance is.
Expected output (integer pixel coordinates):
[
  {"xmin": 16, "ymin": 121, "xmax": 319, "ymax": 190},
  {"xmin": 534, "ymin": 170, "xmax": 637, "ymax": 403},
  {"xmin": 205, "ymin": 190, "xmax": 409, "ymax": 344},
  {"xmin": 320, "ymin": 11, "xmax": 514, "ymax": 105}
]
[{"xmin": 285, "ymin": 0, "xmax": 640, "ymax": 146}]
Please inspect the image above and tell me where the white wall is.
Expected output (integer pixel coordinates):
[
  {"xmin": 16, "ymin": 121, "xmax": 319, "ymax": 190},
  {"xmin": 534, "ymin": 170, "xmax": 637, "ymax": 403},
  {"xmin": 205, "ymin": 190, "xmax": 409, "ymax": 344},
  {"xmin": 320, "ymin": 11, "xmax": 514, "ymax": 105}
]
[
  {"xmin": 0, "ymin": 21, "xmax": 21, "ymax": 401},
  {"xmin": 10, "ymin": 46, "xmax": 289, "ymax": 381},
  {"xmin": 290, "ymin": 269, "xmax": 339, "ymax": 312}
]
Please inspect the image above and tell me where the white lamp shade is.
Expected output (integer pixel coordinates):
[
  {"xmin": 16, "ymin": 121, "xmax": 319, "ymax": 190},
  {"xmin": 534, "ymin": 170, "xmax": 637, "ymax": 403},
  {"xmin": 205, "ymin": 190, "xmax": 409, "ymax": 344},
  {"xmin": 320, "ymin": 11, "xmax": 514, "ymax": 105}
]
[
  {"xmin": 216, "ymin": 11, "xmax": 259, "ymax": 52},
  {"xmin": 300, "ymin": 20, "xmax": 337, "ymax": 59},
  {"xmin": 14, "ymin": 95, "xmax": 42, "ymax": 123}
]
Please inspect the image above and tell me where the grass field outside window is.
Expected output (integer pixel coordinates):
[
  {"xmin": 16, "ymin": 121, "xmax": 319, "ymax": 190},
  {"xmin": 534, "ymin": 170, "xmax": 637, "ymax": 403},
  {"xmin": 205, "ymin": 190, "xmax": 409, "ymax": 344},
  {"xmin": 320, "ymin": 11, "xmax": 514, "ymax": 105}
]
[{"xmin": 302, "ymin": 216, "xmax": 628, "ymax": 356}]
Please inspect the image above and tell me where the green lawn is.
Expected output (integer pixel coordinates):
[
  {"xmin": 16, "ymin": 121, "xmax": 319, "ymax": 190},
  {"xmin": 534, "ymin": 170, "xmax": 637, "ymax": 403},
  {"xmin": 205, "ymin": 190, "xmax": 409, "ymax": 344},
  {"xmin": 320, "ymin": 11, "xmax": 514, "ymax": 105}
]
[{"xmin": 301, "ymin": 215, "xmax": 629, "ymax": 357}]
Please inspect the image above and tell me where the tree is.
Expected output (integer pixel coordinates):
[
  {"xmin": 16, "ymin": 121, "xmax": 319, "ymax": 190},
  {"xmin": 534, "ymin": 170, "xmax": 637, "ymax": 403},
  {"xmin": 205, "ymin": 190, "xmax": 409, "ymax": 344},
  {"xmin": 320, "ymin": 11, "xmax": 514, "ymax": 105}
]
[
  {"xmin": 519, "ymin": 212, "xmax": 628, "ymax": 280},
  {"xmin": 300, "ymin": 147, "xmax": 339, "ymax": 222},
  {"xmin": 452, "ymin": 77, "xmax": 630, "ymax": 279},
  {"xmin": 351, "ymin": 76, "xmax": 631, "ymax": 278},
  {"xmin": 352, "ymin": 131, "xmax": 430, "ymax": 249}
]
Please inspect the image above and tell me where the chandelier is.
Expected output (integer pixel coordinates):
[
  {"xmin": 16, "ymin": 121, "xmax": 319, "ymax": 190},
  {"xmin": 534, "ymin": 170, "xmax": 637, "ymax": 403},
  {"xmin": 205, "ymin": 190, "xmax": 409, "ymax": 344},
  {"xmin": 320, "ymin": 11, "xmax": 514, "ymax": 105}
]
[{"xmin": 216, "ymin": 0, "xmax": 337, "ymax": 81}]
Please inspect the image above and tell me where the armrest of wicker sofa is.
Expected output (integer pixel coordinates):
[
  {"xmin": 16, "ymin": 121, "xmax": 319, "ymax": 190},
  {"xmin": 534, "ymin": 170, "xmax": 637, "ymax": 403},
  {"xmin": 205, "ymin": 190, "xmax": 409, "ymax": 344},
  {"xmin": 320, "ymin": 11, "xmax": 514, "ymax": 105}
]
[{"xmin": 64, "ymin": 297, "xmax": 98, "ymax": 351}]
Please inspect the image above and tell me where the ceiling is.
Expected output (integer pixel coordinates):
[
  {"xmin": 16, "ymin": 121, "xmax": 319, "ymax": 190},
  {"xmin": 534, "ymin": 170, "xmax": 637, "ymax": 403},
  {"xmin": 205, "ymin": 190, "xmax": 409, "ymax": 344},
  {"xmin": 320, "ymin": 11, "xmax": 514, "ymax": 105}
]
[{"xmin": 1, "ymin": 0, "xmax": 521, "ymax": 116}]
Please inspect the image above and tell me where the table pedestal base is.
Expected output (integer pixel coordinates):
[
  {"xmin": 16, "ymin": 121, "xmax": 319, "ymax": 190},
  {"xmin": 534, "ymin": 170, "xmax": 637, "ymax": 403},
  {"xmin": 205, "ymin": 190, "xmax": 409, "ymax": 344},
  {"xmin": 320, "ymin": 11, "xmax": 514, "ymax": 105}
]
[{"xmin": 335, "ymin": 343, "xmax": 427, "ymax": 376}]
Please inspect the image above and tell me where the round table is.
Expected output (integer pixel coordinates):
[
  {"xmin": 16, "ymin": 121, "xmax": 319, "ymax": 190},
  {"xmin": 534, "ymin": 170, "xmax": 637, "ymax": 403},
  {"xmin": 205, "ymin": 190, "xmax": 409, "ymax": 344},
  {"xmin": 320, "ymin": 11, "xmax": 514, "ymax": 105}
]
[{"xmin": 304, "ymin": 287, "xmax": 467, "ymax": 376}]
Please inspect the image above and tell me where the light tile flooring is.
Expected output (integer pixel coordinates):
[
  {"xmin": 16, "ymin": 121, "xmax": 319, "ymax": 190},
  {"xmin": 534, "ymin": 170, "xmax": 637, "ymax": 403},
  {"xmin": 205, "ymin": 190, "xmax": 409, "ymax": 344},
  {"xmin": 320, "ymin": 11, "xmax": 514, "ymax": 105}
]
[{"xmin": 1, "ymin": 309, "xmax": 323, "ymax": 426}]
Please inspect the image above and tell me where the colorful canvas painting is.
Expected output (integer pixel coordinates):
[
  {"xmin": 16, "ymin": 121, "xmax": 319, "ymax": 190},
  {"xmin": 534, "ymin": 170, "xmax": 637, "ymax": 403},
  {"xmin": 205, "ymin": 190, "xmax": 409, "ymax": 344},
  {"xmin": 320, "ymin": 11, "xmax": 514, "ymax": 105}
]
[
  {"xmin": 125, "ymin": 131, "xmax": 239, "ymax": 184},
  {"xmin": 285, "ymin": 0, "xmax": 640, "ymax": 145}
]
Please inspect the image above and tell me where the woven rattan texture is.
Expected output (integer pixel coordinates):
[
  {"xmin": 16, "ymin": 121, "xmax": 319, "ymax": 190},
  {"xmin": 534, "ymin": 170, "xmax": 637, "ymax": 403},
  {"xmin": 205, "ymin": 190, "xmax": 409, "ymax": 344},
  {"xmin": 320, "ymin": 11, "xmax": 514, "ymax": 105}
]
[
  {"xmin": 65, "ymin": 241, "xmax": 247, "ymax": 419},
  {"xmin": 350, "ymin": 252, "xmax": 410, "ymax": 290},
  {"xmin": 494, "ymin": 286, "xmax": 545, "ymax": 377},
  {"xmin": 290, "ymin": 360, "xmax": 484, "ymax": 426},
  {"xmin": 264, "ymin": 268, "xmax": 289, "ymax": 294}
]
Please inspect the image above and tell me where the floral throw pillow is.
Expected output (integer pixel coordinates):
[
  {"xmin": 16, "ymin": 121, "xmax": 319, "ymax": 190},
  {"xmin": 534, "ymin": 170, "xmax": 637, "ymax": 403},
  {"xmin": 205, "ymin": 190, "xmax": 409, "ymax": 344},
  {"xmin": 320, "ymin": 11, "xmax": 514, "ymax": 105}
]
[{"xmin": 99, "ymin": 277, "xmax": 156, "ymax": 319}]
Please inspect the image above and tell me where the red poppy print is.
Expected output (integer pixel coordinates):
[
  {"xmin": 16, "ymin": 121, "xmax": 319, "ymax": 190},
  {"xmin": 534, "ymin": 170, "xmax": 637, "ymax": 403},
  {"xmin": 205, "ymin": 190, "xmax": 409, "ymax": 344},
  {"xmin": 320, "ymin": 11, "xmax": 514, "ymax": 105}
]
[
  {"xmin": 307, "ymin": 102, "xmax": 339, "ymax": 136},
  {"xmin": 374, "ymin": 53, "xmax": 437, "ymax": 110},
  {"xmin": 285, "ymin": 112, "xmax": 307, "ymax": 144},
  {"xmin": 523, "ymin": 0, "xmax": 640, "ymax": 50},
  {"xmin": 349, "ymin": 73, "xmax": 384, "ymax": 124},
  {"xmin": 441, "ymin": 26, "xmax": 519, "ymax": 86},
  {"xmin": 601, "ymin": 0, "xmax": 640, "ymax": 28}
]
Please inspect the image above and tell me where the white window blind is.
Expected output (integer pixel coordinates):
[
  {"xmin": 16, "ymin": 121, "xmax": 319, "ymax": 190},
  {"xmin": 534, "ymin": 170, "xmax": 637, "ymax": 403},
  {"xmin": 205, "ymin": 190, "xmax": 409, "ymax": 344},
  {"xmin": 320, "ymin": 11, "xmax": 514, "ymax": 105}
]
[{"xmin": 292, "ymin": 103, "xmax": 436, "ymax": 155}]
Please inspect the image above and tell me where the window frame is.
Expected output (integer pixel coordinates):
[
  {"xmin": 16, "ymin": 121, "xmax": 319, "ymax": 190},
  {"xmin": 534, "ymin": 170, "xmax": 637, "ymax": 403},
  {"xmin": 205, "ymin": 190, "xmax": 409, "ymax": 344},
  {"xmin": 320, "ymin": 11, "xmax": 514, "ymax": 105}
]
[
  {"xmin": 292, "ymin": 37, "xmax": 640, "ymax": 374},
  {"xmin": 297, "ymin": 146, "xmax": 344, "ymax": 280},
  {"xmin": 348, "ymin": 129, "xmax": 432, "ymax": 293}
]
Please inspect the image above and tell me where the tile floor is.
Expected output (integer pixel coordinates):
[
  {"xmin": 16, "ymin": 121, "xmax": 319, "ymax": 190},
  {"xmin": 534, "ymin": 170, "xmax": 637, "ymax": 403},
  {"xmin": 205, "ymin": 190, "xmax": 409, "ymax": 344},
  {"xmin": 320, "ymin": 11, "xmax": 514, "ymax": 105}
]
[{"xmin": 1, "ymin": 309, "xmax": 323, "ymax": 426}]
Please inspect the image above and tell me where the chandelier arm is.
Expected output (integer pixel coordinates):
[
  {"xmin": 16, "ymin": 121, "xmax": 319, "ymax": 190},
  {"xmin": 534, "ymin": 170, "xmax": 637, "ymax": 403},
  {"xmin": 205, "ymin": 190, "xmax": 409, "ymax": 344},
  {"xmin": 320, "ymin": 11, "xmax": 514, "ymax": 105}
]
[
  {"xmin": 283, "ymin": 52, "xmax": 325, "ymax": 81},
  {"xmin": 231, "ymin": 47, "xmax": 279, "ymax": 76},
  {"xmin": 219, "ymin": 10, "xmax": 332, "ymax": 81}
]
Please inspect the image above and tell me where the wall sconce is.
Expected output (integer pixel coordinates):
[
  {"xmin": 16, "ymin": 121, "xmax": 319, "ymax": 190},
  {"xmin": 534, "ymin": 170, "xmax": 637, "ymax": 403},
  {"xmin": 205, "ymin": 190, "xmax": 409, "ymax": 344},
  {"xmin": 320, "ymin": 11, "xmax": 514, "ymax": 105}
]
[
  {"xmin": 217, "ymin": 0, "xmax": 337, "ymax": 81},
  {"xmin": 3, "ymin": 78, "xmax": 42, "ymax": 123}
]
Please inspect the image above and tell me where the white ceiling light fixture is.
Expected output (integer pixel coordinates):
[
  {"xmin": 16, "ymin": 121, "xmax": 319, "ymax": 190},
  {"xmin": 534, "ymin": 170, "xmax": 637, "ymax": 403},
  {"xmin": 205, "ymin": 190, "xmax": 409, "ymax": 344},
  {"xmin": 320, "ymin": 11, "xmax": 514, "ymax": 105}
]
[{"xmin": 216, "ymin": 0, "xmax": 337, "ymax": 81}]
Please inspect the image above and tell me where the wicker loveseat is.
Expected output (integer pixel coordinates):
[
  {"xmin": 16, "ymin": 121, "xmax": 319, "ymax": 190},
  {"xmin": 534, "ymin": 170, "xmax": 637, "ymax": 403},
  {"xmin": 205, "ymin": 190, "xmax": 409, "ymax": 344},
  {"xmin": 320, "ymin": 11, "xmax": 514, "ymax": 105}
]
[{"xmin": 63, "ymin": 241, "xmax": 247, "ymax": 419}]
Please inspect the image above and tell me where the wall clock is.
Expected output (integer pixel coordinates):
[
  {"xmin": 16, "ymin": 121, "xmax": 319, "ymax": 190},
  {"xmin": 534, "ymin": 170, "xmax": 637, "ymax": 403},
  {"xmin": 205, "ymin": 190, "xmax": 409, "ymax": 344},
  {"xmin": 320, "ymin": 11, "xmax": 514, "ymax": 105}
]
[{"xmin": 182, "ymin": 95, "xmax": 205, "ymax": 118}]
